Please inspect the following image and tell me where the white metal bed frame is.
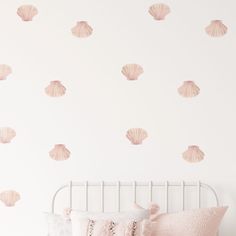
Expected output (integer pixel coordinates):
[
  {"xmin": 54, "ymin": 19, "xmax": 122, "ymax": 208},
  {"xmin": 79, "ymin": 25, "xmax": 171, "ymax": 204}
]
[{"xmin": 51, "ymin": 181, "xmax": 220, "ymax": 214}]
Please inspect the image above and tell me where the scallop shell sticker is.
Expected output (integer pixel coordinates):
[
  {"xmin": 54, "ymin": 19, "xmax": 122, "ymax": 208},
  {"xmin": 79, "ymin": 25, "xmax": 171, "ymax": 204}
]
[
  {"xmin": 71, "ymin": 21, "xmax": 93, "ymax": 38},
  {"xmin": 0, "ymin": 127, "xmax": 16, "ymax": 144},
  {"xmin": 122, "ymin": 64, "xmax": 144, "ymax": 80},
  {"xmin": 0, "ymin": 64, "xmax": 12, "ymax": 80},
  {"xmin": 182, "ymin": 145, "xmax": 204, "ymax": 163},
  {"xmin": 178, "ymin": 81, "xmax": 200, "ymax": 98},
  {"xmin": 205, "ymin": 20, "xmax": 227, "ymax": 37},
  {"xmin": 49, "ymin": 144, "xmax": 70, "ymax": 161},
  {"xmin": 45, "ymin": 81, "xmax": 66, "ymax": 97},
  {"xmin": 126, "ymin": 128, "xmax": 148, "ymax": 145},
  {"xmin": 148, "ymin": 3, "xmax": 170, "ymax": 20},
  {"xmin": 0, "ymin": 190, "xmax": 20, "ymax": 207},
  {"xmin": 17, "ymin": 5, "xmax": 38, "ymax": 21}
]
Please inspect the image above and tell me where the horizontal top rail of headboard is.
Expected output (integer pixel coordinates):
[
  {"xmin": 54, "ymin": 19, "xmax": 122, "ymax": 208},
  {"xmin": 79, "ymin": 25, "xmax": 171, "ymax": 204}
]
[{"xmin": 51, "ymin": 181, "xmax": 220, "ymax": 214}]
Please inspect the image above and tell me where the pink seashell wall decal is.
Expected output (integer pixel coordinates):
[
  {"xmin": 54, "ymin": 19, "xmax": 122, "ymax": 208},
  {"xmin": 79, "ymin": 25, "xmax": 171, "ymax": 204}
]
[
  {"xmin": 17, "ymin": 5, "xmax": 38, "ymax": 21},
  {"xmin": 0, "ymin": 127, "xmax": 16, "ymax": 144},
  {"xmin": 0, "ymin": 64, "xmax": 12, "ymax": 80},
  {"xmin": 148, "ymin": 3, "xmax": 170, "ymax": 20},
  {"xmin": 49, "ymin": 144, "xmax": 70, "ymax": 161},
  {"xmin": 71, "ymin": 21, "xmax": 93, "ymax": 38},
  {"xmin": 182, "ymin": 145, "xmax": 204, "ymax": 163},
  {"xmin": 45, "ymin": 81, "xmax": 66, "ymax": 97},
  {"xmin": 178, "ymin": 81, "xmax": 200, "ymax": 98},
  {"xmin": 122, "ymin": 64, "xmax": 144, "ymax": 80},
  {"xmin": 126, "ymin": 128, "xmax": 148, "ymax": 145},
  {"xmin": 0, "ymin": 190, "xmax": 20, "ymax": 207},
  {"xmin": 205, "ymin": 20, "xmax": 227, "ymax": 37}
]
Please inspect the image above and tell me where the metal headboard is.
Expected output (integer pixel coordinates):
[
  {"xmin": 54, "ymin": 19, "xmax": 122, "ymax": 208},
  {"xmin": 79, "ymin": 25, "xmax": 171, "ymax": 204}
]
[{"xmin": 51, "ymin": 181, "xmax": 220, "ymax": 214}]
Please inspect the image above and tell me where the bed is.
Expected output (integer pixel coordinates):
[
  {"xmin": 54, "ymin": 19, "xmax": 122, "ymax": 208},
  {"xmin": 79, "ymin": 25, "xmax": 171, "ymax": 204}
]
[{"xmin": 47, "ymin": 181, "xmax": 226, "ymax": 236}]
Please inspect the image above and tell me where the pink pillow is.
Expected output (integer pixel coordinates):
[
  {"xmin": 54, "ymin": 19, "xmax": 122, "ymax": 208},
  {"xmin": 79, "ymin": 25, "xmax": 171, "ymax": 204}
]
[
  {"xmin": 150, "ymin": 205, "xmax": 228, "ymax": 236},
  {"xmin": 77, "ymin": 218, "xmax": 152, "ymax": 236}
]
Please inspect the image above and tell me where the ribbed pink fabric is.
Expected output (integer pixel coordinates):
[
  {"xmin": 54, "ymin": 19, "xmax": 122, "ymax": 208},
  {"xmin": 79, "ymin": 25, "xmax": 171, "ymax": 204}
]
[{"xmin": 149, "ymin": 204, "xmax": 227, "ymax": 236}]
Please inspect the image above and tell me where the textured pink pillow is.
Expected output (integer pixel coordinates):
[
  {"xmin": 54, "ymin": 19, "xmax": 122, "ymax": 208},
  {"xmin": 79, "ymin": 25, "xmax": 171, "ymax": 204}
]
[
  {"xmin": 77, "ymin": 218, "xmax": 152, "ymax": 236},
  {"xmin": 150, "ymin": 206, "xmax": 228, "ymax": 236}
]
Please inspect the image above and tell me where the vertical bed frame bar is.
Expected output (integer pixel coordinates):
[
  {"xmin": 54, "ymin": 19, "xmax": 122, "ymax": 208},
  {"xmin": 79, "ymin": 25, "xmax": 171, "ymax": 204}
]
[
  {"xmin": 69, "ymin": 181, "xmax": 72, "ymax": 209},
  {"xmin": 133, "ymin": 181, "xmax": 136, "ymax": 203},
  {"xmin": 181, "ymin": 181, "xmax": 185, "ymax": 211},
  {"xmin": 117, "ymin": 181, "xmax": 120, "ymax": 212},
  {"xmin": 101, "ymin": 181, "xmax": 104, "ymax": 212},
  {"xmin": 197, "ymin": 181, "xmax": 201, "ymax": 208},
  {"xmin": 51, "ymin": 181, "xmax": 220, "ymax": 214},
  {"xmin": 165, "ymin": 181, "xmax": 169, "ymax": 213},
  {"xmin": 85, "ymin": 181, "xmax": 88, "ymax": 211},
  {"xmin": 149, "ymin": 181, "xmax": 153, "ymax": 202}
]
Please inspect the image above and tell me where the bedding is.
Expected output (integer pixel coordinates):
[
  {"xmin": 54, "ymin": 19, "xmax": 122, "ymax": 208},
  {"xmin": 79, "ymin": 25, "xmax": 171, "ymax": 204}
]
[
  {"xmin": 74, "ymin": 218, "xmax": 152, "ymax": 236},
  {"xmin": 71, "ymin": 206, "xmax": 150, "ymax": 236},
  {"xmin": 46, "ymin": 203, "xmax": 228, "ymax": 236},
  {"xmin": 150, "ymin": 205, "xmax": 228, "ymax": 236},
  {"xmin": 45, "ymin": 212, "xmax": 71, "ymax": 236},
  {"xmin": 135, "ymin": 203, "xmax": 227, "ymax": 236},
  {"xmin": 71, "ymin": 205, "xmax": 150, "ymax": 221},
  {"xmin": 46, "ymin": 206, "xmax": 149, "ymax": 236}
]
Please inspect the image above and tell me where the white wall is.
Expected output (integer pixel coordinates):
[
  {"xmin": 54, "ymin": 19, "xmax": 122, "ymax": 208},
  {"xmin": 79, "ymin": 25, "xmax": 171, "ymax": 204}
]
[{"xmin": 0, "ymin": 0, "xmax": 235, "ymax": 235}]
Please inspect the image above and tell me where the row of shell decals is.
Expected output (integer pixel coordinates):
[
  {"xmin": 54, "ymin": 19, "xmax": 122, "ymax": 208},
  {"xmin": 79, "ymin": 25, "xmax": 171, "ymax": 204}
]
[
  {"xmin": 47, "ymin": 141, "xmax": 205, "ymax": 164},
  {"xmin": 43, "ymin": 74, "xmax": 200, "ymax": 98},
  {"xmin": 15, "ymin": 3, "xmax": 228, "ymax": 38},
  {"xmin": 0, "ymin": 125, "xmax": 204, "ymax": 164},
  {"xmin": 0, "ymin": 63, "xmax": 201, "ymax": 99},
  {"xmin": 0, "ymin": 190, "xmax": 20, "ymax": 207}
]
